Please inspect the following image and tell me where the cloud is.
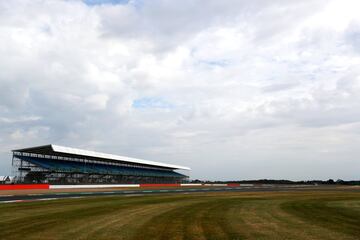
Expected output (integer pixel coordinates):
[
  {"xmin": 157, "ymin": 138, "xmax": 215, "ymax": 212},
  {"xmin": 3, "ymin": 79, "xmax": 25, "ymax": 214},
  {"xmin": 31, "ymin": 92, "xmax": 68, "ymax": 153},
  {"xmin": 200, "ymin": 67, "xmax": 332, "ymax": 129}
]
[
  {"xmin": 83, "ymin": 0, "xmax": 129, "ymax": 6},
  {"xmin": 132, "ymin": 97, "xmax": 173, "ymax": 109},
  {"xmin": 85, "ymin": 94, "xmax": 109, "ymax": 110},
  {"xmin": 0, "ymin": 116, "xmax": 41, "ymax": 124},
  {"xmin": 0, "ymin": 0, "xmax": 359, "ymax": 180}
]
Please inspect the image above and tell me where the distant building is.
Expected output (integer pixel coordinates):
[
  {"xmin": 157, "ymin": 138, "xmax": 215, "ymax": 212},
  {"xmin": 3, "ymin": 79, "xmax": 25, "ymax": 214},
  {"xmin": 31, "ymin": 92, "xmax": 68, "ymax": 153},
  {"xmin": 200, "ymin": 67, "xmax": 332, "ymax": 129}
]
[
  {"xmin": 0, "ymin": 176, "xmax": 14, "ymax": 184},
  {"xmin": 11, "ymin": 144, "xmax": 190, "ymax": 184}
]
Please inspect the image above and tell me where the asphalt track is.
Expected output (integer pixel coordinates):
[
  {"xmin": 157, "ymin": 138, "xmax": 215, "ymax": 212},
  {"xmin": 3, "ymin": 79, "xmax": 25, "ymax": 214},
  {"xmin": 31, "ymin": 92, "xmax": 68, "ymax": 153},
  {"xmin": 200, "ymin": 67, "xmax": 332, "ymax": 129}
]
[{"xmin": 1, "ymin": 185, "xmax": 359, "ymax": 203}]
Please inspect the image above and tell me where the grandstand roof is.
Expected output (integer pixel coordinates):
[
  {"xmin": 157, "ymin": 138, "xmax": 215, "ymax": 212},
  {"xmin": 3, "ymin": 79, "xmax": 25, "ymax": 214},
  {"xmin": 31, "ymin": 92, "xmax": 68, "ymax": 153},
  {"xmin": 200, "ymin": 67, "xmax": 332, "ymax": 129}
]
[{"xmin": 12, "ymin": 144, "xmax": 190, "ymax": 170}]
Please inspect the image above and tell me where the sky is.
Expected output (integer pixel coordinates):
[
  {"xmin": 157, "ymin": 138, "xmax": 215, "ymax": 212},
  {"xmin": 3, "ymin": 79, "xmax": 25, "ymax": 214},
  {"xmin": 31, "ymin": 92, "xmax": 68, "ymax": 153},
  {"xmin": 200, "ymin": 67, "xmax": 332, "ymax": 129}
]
[{"xmin": 0, "ymin": 0, "xmax": 360, "ymax": 181}]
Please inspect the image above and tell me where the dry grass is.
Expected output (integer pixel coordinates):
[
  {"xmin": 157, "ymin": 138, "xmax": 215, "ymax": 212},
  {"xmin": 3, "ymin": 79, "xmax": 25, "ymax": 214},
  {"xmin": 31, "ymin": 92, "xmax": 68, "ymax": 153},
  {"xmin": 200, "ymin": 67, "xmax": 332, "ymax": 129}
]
[{"xmin": 0, "ymin": 190, "xmax": 359, "ymax": 240}]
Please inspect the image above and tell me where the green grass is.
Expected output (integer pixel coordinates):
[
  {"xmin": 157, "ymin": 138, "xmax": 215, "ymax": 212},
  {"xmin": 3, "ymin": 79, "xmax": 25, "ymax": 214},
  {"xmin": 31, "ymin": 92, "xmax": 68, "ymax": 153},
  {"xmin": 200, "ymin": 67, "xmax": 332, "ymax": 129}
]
[{"xmin": 0, "ymin": 190, "xmax": 360, "ymax": 240}]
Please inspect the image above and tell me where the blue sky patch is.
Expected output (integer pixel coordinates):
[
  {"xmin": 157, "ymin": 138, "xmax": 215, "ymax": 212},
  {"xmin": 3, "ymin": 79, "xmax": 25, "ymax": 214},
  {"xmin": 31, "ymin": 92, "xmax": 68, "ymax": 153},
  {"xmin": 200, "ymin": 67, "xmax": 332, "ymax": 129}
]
[{"xmin": 198, "ymin": 59, "xmax": 230, "ymax": 68}]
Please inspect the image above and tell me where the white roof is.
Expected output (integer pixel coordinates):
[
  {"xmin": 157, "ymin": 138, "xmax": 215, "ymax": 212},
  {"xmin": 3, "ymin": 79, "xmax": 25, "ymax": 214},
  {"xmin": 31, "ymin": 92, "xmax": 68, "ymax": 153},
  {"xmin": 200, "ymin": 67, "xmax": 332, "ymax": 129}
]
[
  {"xmin": 0, "ymin": 176, "xmax": 13, "ymax": 181},
  {"xmin": 51, "ymin": 144, "xmax": 190, "ymax": 170}
]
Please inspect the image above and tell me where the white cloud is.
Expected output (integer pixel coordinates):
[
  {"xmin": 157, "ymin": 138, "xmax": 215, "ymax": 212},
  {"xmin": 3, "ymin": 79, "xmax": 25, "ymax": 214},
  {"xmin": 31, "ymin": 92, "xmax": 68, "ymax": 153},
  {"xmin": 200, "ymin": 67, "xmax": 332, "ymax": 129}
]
[
  {"xmin": 85, "ymin": 94, "xmax": 109, "ymax": 110},
  {"xmin": 0, "ymin": 115, "xmax": 41, "ymax": 124},
  {"xmin": 9, "ymin": 127, "xmax": 50, "ymax": 141},
  {"xmin": 0, "ymin": 0, "xmax": 359, "ymax": 180}
]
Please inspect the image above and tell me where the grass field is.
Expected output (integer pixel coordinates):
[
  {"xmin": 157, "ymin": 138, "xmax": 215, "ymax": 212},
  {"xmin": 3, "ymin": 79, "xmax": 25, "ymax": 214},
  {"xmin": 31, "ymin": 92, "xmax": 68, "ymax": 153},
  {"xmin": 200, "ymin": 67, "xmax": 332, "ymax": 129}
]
[{"xmin": 1, "ymin": 190, "xmax": 360, "ymax": 240}]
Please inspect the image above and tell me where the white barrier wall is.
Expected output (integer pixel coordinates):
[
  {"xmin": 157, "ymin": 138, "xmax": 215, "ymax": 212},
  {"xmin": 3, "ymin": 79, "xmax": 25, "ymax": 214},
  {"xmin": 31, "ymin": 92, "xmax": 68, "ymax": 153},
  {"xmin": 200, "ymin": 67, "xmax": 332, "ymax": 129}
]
[
  {"xmin": 49, "ymin": 183, "xmax": 255, "ymax": 189},
  {"xmin": 180, "ymin": 183, "xmax": 203, "ymax": 186}
]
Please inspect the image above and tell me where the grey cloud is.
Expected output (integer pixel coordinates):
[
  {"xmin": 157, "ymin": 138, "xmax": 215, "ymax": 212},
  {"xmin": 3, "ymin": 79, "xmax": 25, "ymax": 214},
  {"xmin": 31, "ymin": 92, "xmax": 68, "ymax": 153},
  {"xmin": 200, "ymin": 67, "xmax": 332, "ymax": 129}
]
[
  {"xmin": 97, "ymin": 0, "xmax": 326, "ymax": 51},
  {"xmin": 345, "ymin": 22, "xmax": 360, "ymax": 53}
]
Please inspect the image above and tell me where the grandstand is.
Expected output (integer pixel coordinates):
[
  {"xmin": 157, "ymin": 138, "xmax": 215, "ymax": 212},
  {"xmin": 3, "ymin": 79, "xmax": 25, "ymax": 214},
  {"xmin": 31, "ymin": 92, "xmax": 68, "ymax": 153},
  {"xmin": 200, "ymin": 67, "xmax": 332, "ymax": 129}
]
[{"xmin": 11, "ymin": 144, "xmax": 190, "ymax": 184}]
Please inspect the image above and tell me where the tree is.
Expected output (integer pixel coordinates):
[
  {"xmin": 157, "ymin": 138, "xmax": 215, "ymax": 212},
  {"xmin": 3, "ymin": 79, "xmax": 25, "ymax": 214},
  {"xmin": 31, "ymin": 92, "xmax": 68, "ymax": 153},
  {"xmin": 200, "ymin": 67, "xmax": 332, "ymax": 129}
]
[{"xmin": 327, "ymin": 179, "xmax": 335, "ymax": 184}]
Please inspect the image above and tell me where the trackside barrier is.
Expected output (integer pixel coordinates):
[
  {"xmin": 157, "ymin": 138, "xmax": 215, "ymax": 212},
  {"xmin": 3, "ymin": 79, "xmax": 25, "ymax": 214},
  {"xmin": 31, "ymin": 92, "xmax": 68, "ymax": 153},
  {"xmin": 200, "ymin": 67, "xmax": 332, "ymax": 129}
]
[
  {"xmin": 238, "ymin": 184, "xmax": 254, "ymax": 187},
  {"xmin": 227, "ymin": 183, "xmax": 240, "ymax": 186},
  {"xmin": 140, "ymin": 183, "xmax": 180, "ymax": 187},
  {"xmin": 180, "ymin": 183, "xmax": 202, "ymax": 186},
  {"xmin": 204, "ymin": 184, "xmax": 227, "ymax": 186},
  {"xmin": 204, "ymin": 183, "xmax": 255, "ymax": 187},
  {"xmin": 0, "ymin": 184, "xmax": 49, "ymax": 190},
  {"xmin": 0, "ymin": 183, "xmax": 257, "ymax": 190},
  {"xmin": 49, "ymin": 184, "xmax": 140, "ymax": 189}
]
